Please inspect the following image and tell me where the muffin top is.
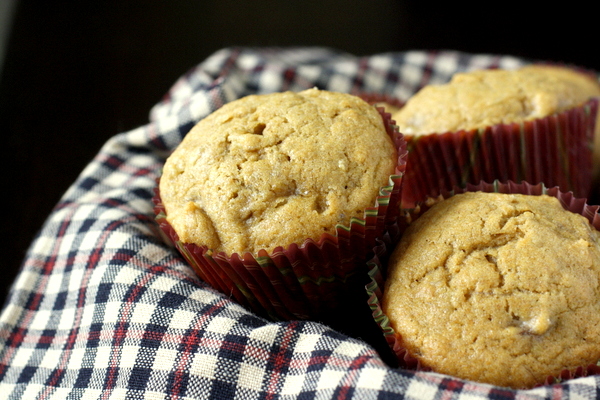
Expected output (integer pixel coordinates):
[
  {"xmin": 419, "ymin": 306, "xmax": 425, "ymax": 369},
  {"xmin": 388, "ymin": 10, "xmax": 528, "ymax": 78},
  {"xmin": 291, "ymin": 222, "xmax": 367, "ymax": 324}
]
[
  {"xmin": 393, "ymin": 65, "xmax": 600, "ymax": 135},
  {"xmin": 159, "ymin": 88, "xmax": 397, "ymax": 255},
  {"xmin": 382, "ymin": 192, "xmax": 600, "ymax": 388}
]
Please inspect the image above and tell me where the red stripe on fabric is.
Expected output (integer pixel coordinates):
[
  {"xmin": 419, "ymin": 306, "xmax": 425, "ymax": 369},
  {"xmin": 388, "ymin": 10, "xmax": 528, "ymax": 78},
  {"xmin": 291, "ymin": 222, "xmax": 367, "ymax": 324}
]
[
  {"xmin": 0, "ymin": 208, "xmax": 75, "ymax": 379},
  {"xmin": 39, "ymin": 217, "xmax": 130, "ymax": 400},
  {"xmin": 219, "ymin": 340, "xmax": 247, "ymax": 354},
  {"xmin": 552, "ymin": 385, "xmax": 564, "ymax": 400},
  {"xmin": 102, "ymin": 250, "xmax": 162, "ymax": 399},
  {"xmin": 289, "ymin": 350, "xmax": 383, "ymax": 370},
  {"xmin": 281, "ymin": 67, "xmax": 297, "ymax": 92},
  {"xmin": 335, "ymin": 354, "xmax": 373, "ymax": 400},
  {"xmin": 487, "ymin": 56, "xmax": 502, "ymax": 70},
  {"xmin": 351, "ymin": 56, "xmax": 369, "ymax": 94},
  {"xmin": 217, "ymin": 48, "xmax": 242, "ymax": 81},
  {"xmin": 419, "ymin": 52, "xmax": 437, "ymax": 90},
  {"xmin": 264, "ymin": 321, "xmax": 298, "ymax": 400},
  {"xmin": 37, "ymin": 333, "xmax": 54, "ymax": 346},
  {"xmin": 439, "ymin": 379, "xmax": 465, "ymax": 400},
  {"xmin": 208, "ymin": 48, "xmax": 242, "ymax": 110},
  {"xmin": 168, "ymin": 299, "xmax": 230, "ymax": 400},
  {"xmin": 103, "ymin": 154, "xmax": 125, "ymax": 170}
]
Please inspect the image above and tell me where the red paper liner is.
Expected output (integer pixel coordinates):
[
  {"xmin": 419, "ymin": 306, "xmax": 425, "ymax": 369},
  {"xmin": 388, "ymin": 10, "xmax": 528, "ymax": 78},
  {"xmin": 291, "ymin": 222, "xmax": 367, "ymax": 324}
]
[
  {"xmin": 401, "ymin": 98, "xmax": 599, "ymax": 208},
  {"xmin": 541, "ymin": 365, "xmax": 600, "ymax": 387},
  {"xmin": 366, "ymin": 180, "xmax": 600, "ymax": 388},
  {"xmin": 153, "ymin": 108, "xmax": 408, "ymax": 321}
]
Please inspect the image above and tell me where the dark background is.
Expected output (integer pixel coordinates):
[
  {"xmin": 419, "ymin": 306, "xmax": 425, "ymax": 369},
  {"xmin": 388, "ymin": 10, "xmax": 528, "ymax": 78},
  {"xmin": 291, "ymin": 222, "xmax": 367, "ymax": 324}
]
[{"xmin": 1, "ymin": 1, "xmax": 599, "ymax": 302}]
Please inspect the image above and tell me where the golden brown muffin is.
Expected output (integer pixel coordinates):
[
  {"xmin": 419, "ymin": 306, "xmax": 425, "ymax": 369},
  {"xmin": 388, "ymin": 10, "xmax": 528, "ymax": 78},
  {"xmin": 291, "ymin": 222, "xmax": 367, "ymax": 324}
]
[
  {"xmin": 392, "ymin": 65, "xmax": 600, "ymax": 136},
  {"xmin": 159, "ymin": 88, "xmax": 397, "ymax": 255},
  {"xmin": 392, "ymin": 65, "xmax": 600, "ymax": 179},
  {"xmin": 382, "ymin": 192, "xmax": 600, "ymax": 389}
]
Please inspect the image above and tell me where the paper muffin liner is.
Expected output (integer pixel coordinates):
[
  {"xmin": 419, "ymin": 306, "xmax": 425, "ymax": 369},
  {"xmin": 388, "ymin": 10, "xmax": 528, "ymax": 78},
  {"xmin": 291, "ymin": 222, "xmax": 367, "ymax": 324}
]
[
  {"xmin": 366, "ymin": 180, "xmax": 600, "ymax": 387},
  {"xmin": 153, "ymin": 107, "xmax": 408, "ymax": 322},
  {"xmin": 400, "ymin": 98, "xmax": 599, "ymax": 208}
]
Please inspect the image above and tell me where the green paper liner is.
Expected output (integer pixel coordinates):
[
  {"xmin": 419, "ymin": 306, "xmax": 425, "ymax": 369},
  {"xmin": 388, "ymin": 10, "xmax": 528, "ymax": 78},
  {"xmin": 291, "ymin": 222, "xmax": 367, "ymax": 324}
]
[
  {"xmin": 366, "ymin": 180, "xmax": 600, "ymax": 388},
  {"xmin": 401, "ymin": 98, "xmax": 599, "ymax": 208},
  {"xmin": 153, "ymin": 107, "xmax": 408, "ymax": 321}
]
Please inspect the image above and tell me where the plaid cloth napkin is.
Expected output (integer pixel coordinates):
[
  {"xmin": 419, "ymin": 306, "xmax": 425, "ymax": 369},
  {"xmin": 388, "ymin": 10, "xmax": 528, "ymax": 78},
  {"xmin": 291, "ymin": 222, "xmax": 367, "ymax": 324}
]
[{"xmin": 1, "ymin": 47, "xmax": 598, "ymax": 400}]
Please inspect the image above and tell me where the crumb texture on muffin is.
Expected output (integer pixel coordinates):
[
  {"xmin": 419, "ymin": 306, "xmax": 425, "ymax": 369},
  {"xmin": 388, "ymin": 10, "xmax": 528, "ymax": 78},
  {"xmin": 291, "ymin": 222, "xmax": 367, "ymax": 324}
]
[
  {"xmin": 159, "ymin": 88, "xmax": 396, "ymax": 255},
  {"xmin": 393, "ymin": 65, "xmax": 600, "ymax": 135},
  {"xmin": 382, "ymin": 192, "xmax": 600, "ymax": 389}
]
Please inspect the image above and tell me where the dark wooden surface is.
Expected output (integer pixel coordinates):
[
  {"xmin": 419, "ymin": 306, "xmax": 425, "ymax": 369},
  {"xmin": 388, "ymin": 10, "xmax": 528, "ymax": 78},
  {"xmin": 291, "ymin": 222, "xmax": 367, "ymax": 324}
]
[{"xmin": 2, "ymin": 1, "xmax": 599, "ymax": 302}]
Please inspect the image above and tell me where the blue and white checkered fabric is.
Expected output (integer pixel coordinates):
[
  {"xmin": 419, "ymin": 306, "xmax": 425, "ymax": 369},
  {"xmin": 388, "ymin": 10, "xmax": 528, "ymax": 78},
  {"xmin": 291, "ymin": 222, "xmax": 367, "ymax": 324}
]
[{"xmin": 1, "ymin": 47, "xmax": 597, "ymax": 399}]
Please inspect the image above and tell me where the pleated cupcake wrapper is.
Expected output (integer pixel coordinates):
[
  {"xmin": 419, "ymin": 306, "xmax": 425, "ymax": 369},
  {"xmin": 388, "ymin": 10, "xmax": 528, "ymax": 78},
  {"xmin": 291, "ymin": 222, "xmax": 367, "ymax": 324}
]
[
  {"xmin": 153, "ymin": 107, "xmax": 408, "ymax": 321},
  {"xmin": 541, "ymin": 365, "xmax": 600, "ymax": 386},
  {"xmin": 366, "ymin": 179, "xmax": 600, "ymax": 387},
  {"xmin": 365, "ymin": 240, "xmax": 424, "ymax": 371},
  {"xmin": 401, "ymin": 98, "xmax": 599, "ymax": 208}
]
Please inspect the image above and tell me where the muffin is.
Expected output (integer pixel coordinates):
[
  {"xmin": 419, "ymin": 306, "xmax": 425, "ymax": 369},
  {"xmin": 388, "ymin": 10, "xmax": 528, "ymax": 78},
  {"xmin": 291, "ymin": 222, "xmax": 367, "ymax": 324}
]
[
  {"xmin": 393, "ymin": 65, "xmax": 600, "ymax": 136},
  {"xmin": 155, "ymin": 88, "xmax": 407, "ymax": 320},
  {"xmin": 377, "ymin": 188, "xmax": 600, "ymax": 389},
  {"xmin": 391, "ymin": 65, "xmax": 600, "ymax": 206}
]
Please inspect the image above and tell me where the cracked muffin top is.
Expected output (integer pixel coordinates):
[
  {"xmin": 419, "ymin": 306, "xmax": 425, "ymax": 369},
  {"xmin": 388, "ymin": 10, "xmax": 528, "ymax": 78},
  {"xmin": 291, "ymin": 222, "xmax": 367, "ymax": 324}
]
[
  {"xmin": 392, "ymin": 65, "xmax": 600, "ymax": 135},
  {"xmin": 159, "ymin": 88, "xmax": 397, "ymax": 255},
  {"xmin": 382, "ymin": 192, "xmax": 600, "ymax": 388}
]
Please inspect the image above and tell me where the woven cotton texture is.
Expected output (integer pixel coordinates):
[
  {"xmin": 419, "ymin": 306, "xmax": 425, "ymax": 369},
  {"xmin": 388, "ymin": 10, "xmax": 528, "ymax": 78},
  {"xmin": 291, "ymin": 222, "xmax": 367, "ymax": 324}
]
[{"xmin": 1, "ymin": 47, "xmax": 597, "ymax": 399}]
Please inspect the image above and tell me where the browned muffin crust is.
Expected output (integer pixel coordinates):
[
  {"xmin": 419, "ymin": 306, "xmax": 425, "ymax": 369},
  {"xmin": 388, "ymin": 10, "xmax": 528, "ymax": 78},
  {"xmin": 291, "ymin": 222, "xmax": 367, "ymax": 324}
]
[
  {"xmin": 393, "ymin": 65, "xmax": 600, "ymax": 136},
  {"xmin": 383, "ymin": 192, "xmax": 600, "ymax": 388},
  {"xmin": 160, "ymin": 88, "xmax": 397, "ymax": 255}
]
